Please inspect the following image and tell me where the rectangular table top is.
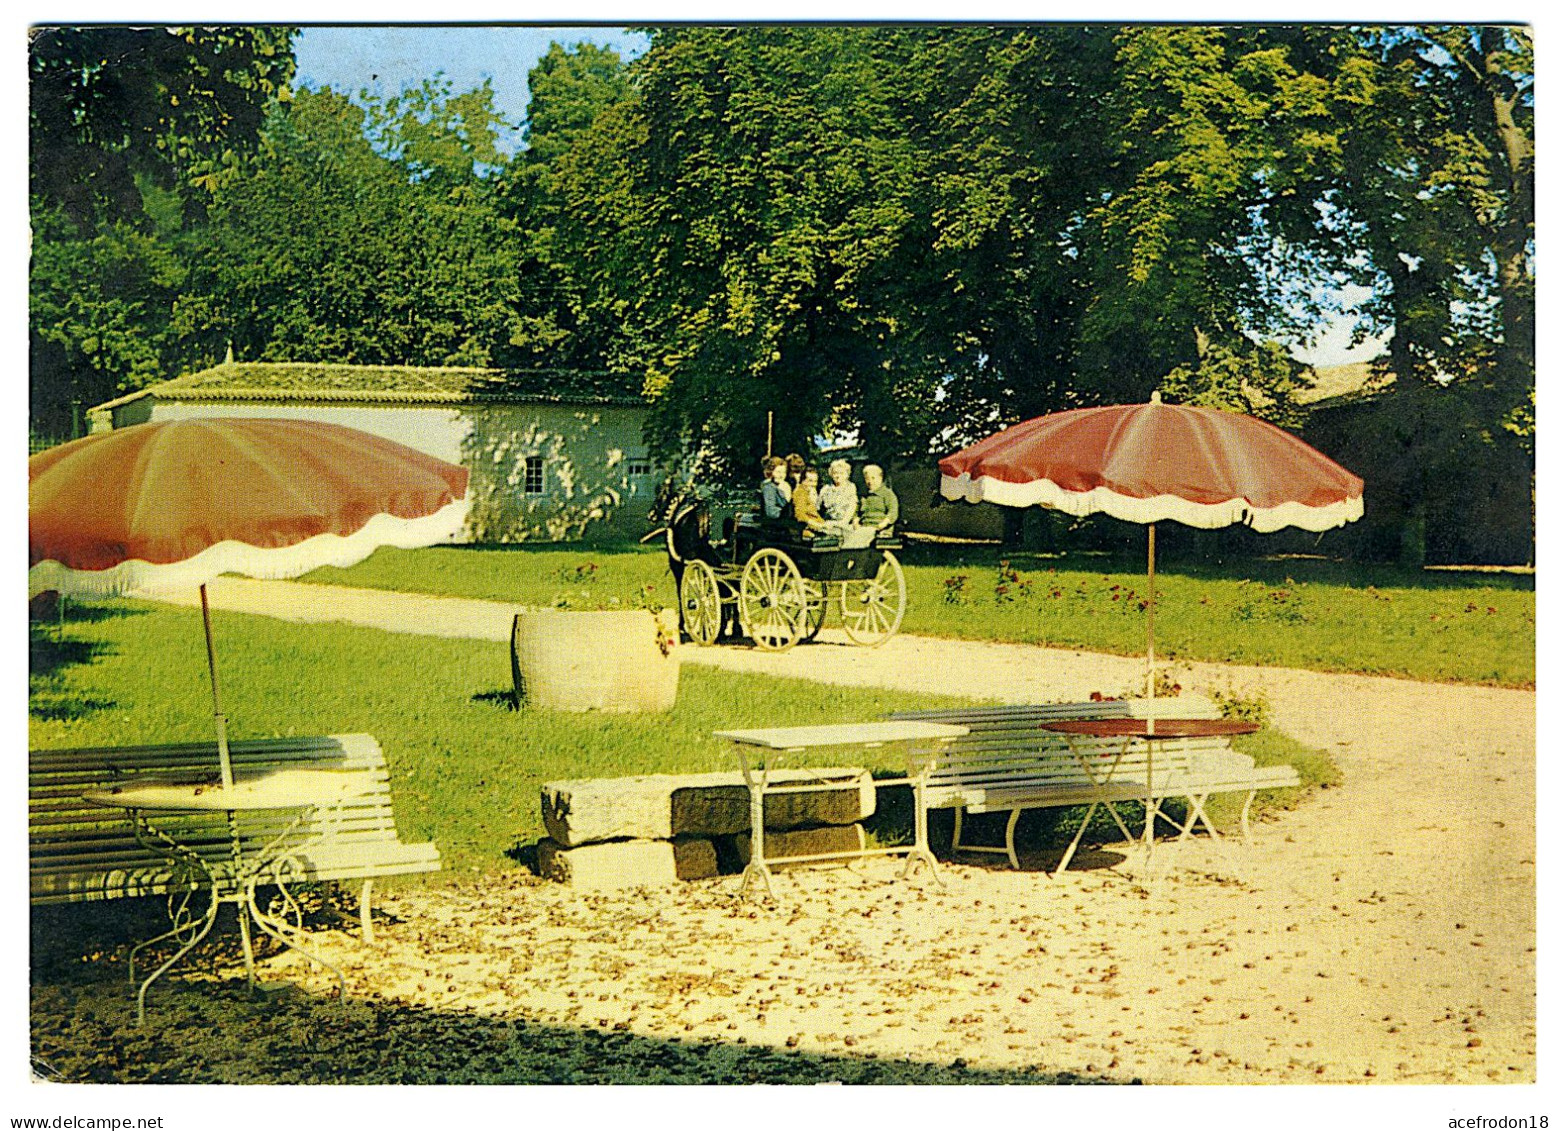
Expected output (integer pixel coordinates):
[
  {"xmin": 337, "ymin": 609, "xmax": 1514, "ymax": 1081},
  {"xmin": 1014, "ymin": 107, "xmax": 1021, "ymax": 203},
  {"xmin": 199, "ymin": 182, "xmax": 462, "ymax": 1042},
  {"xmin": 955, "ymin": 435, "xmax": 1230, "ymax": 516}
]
[
  {"xmin": 714, "ymin": 720, "xmax": 969, "ymax": 750},
  {"xmin": 82, "ymin": 768, "xmax": 375, "ymax": 812}
]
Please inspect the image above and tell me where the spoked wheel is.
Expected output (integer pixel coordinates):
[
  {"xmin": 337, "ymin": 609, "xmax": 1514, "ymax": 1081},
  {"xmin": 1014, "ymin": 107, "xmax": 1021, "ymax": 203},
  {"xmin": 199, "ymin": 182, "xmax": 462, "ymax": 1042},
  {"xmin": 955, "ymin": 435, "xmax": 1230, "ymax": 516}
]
[
  {"xmin": 678, "ymin": 559, "xmax": 723, "ymax": 646},
  {"xmin": 801, "ymin": 580, "xmax": 827, "ymax": 642},
  {"xmin": 840, "ymin": 550, "xmax": 906, "ymax": 646},
  {"xmin": 739, "ymin": 548, "xmax": 807, "ymax": 652}
]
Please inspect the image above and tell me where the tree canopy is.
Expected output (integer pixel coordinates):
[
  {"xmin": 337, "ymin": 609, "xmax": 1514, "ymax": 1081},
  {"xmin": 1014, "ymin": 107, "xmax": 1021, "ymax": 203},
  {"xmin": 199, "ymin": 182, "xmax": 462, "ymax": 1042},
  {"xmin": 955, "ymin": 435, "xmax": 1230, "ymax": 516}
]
[{"xmin": 29, "ymin": 22, "xmax": 1535, "ymax": 555}]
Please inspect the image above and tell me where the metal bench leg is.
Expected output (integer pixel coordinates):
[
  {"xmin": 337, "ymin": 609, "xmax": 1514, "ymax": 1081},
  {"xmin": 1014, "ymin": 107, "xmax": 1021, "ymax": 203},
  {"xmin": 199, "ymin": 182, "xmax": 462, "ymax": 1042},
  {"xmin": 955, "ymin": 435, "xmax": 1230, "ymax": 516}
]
[
  {"xmin": 1173, "ymin": 797, "xmax": 1201, "ymax": 841},
  {"xmin": 1239, "ymin": 791, "xmax": 1257, "ymax": 845},
  {"xmin": 1177, "ymin": 790, "xmax": 1247, "ymax": 880},
  {"xmin": 360, "ymin": 879, "xmax": 375, "ymax": 946},
  {"xmin": 948, "ymin": 807, "xmax": 1021, "ymax": 866},
  {"xmin": 1004, "ymin": 809, "xmax": 1021, "ymax": 870}
]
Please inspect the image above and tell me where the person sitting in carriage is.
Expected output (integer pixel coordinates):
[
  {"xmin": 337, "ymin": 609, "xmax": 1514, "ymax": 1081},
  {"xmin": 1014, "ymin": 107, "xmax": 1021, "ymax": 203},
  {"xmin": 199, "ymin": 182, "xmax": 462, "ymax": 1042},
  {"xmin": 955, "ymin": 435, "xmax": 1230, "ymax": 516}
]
[
  {"xmin": 759, "ymin": 455, "xmax": 791, "ymax": 519},
  {"xmin": 789, "ymin": 465, "xmax": 828, "ymax": 538},
  {"xmin": 818, "ymin": 458, "xmax": 858, "ymax": 526},
  {"xmin": 857, "ymin": 463, "xmax": 899, "ymax": 537}
]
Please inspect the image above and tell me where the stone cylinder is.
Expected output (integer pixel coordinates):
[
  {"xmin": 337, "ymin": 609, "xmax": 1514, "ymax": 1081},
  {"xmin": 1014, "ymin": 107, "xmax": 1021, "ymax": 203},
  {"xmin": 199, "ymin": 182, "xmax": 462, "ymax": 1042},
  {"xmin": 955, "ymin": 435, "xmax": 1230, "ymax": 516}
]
[{"xmin": 512, "ymin": 609, "xmax": 680, "ymax": 713}]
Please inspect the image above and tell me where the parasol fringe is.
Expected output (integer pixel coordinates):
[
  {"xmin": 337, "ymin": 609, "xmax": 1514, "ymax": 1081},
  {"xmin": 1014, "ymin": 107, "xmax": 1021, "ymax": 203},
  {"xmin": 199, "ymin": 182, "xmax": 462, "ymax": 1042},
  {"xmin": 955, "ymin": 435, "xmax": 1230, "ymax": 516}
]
[
  {"xmin": 29, "ymin": 495, "xmax": 471, "ymax": 600},
  {"xmin": 938, "ymin": 473, "xmax": 1363, "ymax": 534}
]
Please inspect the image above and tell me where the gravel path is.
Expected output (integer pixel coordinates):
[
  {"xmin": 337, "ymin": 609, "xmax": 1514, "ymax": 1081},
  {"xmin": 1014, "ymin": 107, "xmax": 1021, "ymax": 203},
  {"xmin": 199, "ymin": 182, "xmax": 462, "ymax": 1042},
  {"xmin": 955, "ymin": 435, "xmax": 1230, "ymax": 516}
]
[{"xmin": 78, "ymin": 576, "xmax": 1533, "ymax": 1085}]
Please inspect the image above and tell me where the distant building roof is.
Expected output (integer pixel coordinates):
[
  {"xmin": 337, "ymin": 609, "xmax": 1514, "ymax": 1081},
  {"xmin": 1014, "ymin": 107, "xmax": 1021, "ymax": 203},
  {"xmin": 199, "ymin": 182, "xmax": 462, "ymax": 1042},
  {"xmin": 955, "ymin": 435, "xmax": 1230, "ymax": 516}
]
[
  {"xmin": 90, "ymin": 362, "xmax": 648, "ymax": 414},
  {"xmin": 1297, "ymin": 360, "xmax": 1395, "ymax": 406}
]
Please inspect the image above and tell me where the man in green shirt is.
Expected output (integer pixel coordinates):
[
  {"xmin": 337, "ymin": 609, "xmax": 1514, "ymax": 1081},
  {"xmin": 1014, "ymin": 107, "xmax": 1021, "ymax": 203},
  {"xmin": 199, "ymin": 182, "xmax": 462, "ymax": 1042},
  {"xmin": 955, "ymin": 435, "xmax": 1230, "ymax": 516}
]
[{"xmin": 857, "ymin": 463, "xmax": 899, "ymax": 535}]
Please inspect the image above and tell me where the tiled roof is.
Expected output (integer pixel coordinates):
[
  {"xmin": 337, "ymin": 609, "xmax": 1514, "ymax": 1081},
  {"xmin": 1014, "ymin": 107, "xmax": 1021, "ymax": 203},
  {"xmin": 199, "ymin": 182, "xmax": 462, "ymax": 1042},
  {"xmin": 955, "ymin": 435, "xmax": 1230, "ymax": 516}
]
[{"xmin": 94, "ymin": 362, "xmax": 647, "ymax": 411}]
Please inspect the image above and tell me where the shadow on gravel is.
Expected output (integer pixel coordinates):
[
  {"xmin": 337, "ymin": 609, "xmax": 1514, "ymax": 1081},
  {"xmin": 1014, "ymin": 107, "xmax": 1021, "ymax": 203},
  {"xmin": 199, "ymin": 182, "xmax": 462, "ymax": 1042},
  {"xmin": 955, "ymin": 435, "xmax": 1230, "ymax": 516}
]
[{"xmin": 30, "ymin": 897, "xmax": 1128, "ymax": 1085}]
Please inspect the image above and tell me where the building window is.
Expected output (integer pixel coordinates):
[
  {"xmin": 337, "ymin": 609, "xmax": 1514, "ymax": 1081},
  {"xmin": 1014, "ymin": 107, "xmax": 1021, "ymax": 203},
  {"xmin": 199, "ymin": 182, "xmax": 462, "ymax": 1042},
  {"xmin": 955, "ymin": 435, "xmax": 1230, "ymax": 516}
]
[
  {"xmin": 523, "ymin": 456, "xmax": 545, "ymax": 495},
  {"xmin": 627, "ymin": 457, "xmax": 652, "ymax": 478}
]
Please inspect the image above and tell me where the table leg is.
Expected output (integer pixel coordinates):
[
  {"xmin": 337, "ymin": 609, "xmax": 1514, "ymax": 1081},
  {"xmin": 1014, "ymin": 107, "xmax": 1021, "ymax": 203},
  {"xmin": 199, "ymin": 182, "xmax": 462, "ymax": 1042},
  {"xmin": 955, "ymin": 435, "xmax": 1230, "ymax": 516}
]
[
  {"xmin": 129, "ymin": 885, "xmax": 208, "ymax": 989},
  {"xmin": 897, "ymin": 766, "xmax": 943, "ymax": 886},
  {"xmin": 136, "ymin": 895, "xmax": 221, "ymax": 1026},
  {"xmin": 124, "ymin": 810, "xmax": 218, "ymax": 992},
  {"xmin": 246, "ymin": 877, "xmax": 346, "ymax": 1000},
  {"xmin": 227, "ymin": 809, "xmax": 258, "ymax": 990},
  {"xmin": 1056, "ymin": 737, "xmax": 1141, "ymax": 875},
  {"xmin": 124, "ymin": 803, "xmax": 346, "ymax": 1022},
  {"xmin": 737, "ymin": 745, "xmax": 776, "ymax": 901}
]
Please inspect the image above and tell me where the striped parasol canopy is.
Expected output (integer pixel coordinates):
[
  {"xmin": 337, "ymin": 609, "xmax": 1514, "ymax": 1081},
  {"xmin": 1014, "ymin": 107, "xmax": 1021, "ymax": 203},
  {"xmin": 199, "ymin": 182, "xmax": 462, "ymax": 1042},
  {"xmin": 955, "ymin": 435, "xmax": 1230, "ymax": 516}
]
[{"xmin": 938, "ymin": 395, "xmax": 1363, "ymax": 533}]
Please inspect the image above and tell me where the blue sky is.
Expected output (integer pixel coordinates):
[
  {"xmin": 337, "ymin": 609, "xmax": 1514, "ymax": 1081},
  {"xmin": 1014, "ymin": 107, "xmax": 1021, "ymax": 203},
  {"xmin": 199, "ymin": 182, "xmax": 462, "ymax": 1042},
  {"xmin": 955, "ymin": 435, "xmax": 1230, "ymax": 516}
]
[{"xmin": 293, "ymin": 25, "xmax": 649, "ymax": 152}]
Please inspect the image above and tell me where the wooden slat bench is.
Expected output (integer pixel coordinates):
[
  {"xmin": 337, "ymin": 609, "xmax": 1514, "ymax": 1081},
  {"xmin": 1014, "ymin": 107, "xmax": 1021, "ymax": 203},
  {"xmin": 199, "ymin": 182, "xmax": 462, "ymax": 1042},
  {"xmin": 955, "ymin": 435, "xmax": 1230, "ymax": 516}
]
[
  {"xmin": 30, "ymin": 733, "xmax": 440, "ymax": 943},
  {"xmin": 890, "ymin": 697, "xmax": 1300, "ymax": 871}
]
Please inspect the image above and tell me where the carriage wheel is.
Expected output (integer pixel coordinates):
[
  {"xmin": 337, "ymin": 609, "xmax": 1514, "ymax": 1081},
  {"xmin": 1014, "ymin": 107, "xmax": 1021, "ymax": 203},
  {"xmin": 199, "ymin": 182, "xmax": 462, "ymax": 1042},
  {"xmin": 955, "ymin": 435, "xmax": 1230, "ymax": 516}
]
[
  {"xmin": 678, "ymin": 559, "xmax": 723, "ymax": 646},
  {"xmin": 840, "ymin": 550, "xmax": 906, "ymax": 646},
  {"xmin": 739, "ymin": 548, "xmax": 806, "ymax": 652},
  {"xmin": 802, "ymin": 580, "xmax": 827, "ymax": 641}
]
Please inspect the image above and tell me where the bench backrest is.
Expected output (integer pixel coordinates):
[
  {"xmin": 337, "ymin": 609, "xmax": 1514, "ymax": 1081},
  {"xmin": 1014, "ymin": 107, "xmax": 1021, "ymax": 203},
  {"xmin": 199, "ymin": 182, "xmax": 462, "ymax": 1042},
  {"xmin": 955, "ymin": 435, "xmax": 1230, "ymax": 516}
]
[
  {"xmin": 29, "ymin": 734, "xmax": 409, "ymax": 903},
  {"xmin": 890, "ymin": 697, "xmax": 1236, "ymax": 803}
]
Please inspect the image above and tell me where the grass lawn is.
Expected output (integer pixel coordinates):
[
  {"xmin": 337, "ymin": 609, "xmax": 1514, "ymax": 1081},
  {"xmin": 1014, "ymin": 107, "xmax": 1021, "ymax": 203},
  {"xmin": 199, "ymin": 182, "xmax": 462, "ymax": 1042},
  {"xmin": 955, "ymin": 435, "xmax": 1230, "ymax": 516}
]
[
  {"xmin": 29, "ymin": 602, "xmax": 1327, "ymax": 874},
  {"xmin": 304, "ymin": 542, "xmax": 1534, "ymax": 687}
]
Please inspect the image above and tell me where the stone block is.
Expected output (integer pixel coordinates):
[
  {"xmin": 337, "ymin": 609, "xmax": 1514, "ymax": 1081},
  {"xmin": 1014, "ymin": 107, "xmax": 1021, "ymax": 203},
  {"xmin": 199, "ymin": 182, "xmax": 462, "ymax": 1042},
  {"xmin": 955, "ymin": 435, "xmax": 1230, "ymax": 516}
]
[
  {"xmin": 734, "ymin": 823, "xmax": 867, "ymax": 867},
  {"xmin": 536, "ymin": 836, "xmax": 719, "ymax": 891},
  {"xmin": 541, "ymin": 769, "xmax": 875, "ymax": 847}
]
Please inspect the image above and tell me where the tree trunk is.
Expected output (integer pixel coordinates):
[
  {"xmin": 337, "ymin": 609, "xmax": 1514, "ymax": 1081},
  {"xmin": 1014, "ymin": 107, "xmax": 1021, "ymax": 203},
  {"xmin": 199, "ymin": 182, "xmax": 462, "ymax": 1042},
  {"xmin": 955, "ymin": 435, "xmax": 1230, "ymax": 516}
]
[{"xmin": 1462, "ymin": 30, "xmax": 1534, "ymax": 398}]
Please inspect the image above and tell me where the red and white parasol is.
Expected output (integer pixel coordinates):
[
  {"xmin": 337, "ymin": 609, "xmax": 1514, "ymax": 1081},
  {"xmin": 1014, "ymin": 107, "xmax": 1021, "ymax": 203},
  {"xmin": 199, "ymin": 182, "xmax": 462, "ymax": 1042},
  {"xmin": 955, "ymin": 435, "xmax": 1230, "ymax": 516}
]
[
  {"xmin": 29, "ymin": 418, "xmax": 471, "ymax": 598},
  {"xmin": 939, "ymin": 394, "xmax": 1363, "ymax": 533},
  {"xmin": 939, "ymin": 393, "xmax": 1363, "ymax": 720},
  {"xmin": 30, "ymin": 418, "xmax": 472, "ymax": 787}
]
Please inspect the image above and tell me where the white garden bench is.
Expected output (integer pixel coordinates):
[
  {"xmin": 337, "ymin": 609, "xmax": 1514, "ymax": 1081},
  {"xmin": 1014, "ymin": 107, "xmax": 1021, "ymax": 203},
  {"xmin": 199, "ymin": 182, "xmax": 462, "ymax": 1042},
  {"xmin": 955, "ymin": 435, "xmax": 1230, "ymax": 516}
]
[
  {"xmin": 890, "ymin": 697, "xmax": 1300, "ymax": 871},
  {"xmin": 29, "ymin": 733, "xmax": 440, "ymax": 943}
]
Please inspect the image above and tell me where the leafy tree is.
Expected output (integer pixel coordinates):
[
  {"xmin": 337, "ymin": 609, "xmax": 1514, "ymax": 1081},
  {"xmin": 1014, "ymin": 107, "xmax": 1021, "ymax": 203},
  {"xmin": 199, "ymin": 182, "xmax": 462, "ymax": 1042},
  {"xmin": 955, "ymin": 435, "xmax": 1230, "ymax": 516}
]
[
  {"xmin": 489, "ymin": 42, "xmax": 637, "ymax": 371},
  {"xmin": 1322, "ymin": 27, "xmax": 1533, "ymax": 409},
  {"xmin": 29, "ymin": 25, "xmax": 295, "ymax": 434},
  {"xmin": 1286, "ymin": 26, "xmax": 1535, "ymax": 562},
  {"xmin": 1064, "ymin": 27, "xmax": 1349, "ymax": 406},
  {"xmin": 360, "ymin": 74, "xmax": 512, "ymax": 189},
  {"xmin": 549, "ymin": 26, "xmax": 950, "ymax": 473},
  {"xmin": 29, "ymin": 25, "xmax": 296, "ymax": 230},
  {"xmin": 180, "ymin": 87, "xmax": 536, "ymax": 368},
  {"xmin": 523, "ymin": 42, "xmax": 634, "ymax": 166},
  {"xmin": 29, "ymin": 207, "xmax": 191, "ymax": 436},
  {"xmin": 1160, "ymin": 337, "xmax": 1311, "ymax": 429}
]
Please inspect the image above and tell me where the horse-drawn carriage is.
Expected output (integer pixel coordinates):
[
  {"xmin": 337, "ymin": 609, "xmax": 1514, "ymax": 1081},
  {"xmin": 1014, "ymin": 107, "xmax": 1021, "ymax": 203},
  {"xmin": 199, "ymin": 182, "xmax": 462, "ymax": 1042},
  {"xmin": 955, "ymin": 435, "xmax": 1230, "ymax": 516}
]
[{"xmin": 662, "ymin": 495, "xmax": 907, "ymax": 652}]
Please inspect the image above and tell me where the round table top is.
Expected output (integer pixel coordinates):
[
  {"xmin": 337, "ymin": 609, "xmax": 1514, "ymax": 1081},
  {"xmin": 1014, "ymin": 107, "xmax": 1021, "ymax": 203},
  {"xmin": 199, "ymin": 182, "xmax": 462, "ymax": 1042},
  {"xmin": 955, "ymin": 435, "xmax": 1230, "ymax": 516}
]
[
  {"xmin": 1040, "ymin": 717, "xmax": 1260, "ymax": 739},
  {"xmin": 83, "ymin": 768, "xmax": 374, "ymax": 812}
]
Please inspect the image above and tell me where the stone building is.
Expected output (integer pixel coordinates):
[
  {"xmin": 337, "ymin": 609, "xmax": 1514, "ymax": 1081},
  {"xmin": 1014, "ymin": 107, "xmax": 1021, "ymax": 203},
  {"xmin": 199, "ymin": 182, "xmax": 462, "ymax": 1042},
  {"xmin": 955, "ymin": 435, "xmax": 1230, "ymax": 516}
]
[{"xmin": 89, "ymin": 362, "xmax": 662, "ymax": 543}]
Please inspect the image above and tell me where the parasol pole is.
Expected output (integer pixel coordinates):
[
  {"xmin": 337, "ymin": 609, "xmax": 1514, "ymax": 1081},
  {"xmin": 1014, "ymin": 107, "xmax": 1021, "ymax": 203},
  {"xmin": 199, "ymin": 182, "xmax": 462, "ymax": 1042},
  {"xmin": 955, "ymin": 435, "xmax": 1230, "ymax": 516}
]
[
  {"xmin": 1145, "ymin": 525, "xmax": 1157, "ymax": 735},
  {"xmin": 199, "ymin": 583, "xmax": 234, "ymax": 789},
  {"xmin": 766, "ymin": 411, "xmax": 774, "ymax": 459},
  {"xmin": 1144, "ymin": 392, "xmax": 1161, "ymax": 737},
  {"xmin": 200, "ymin": 581, "xmax": 256, "ymax": 982}
]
